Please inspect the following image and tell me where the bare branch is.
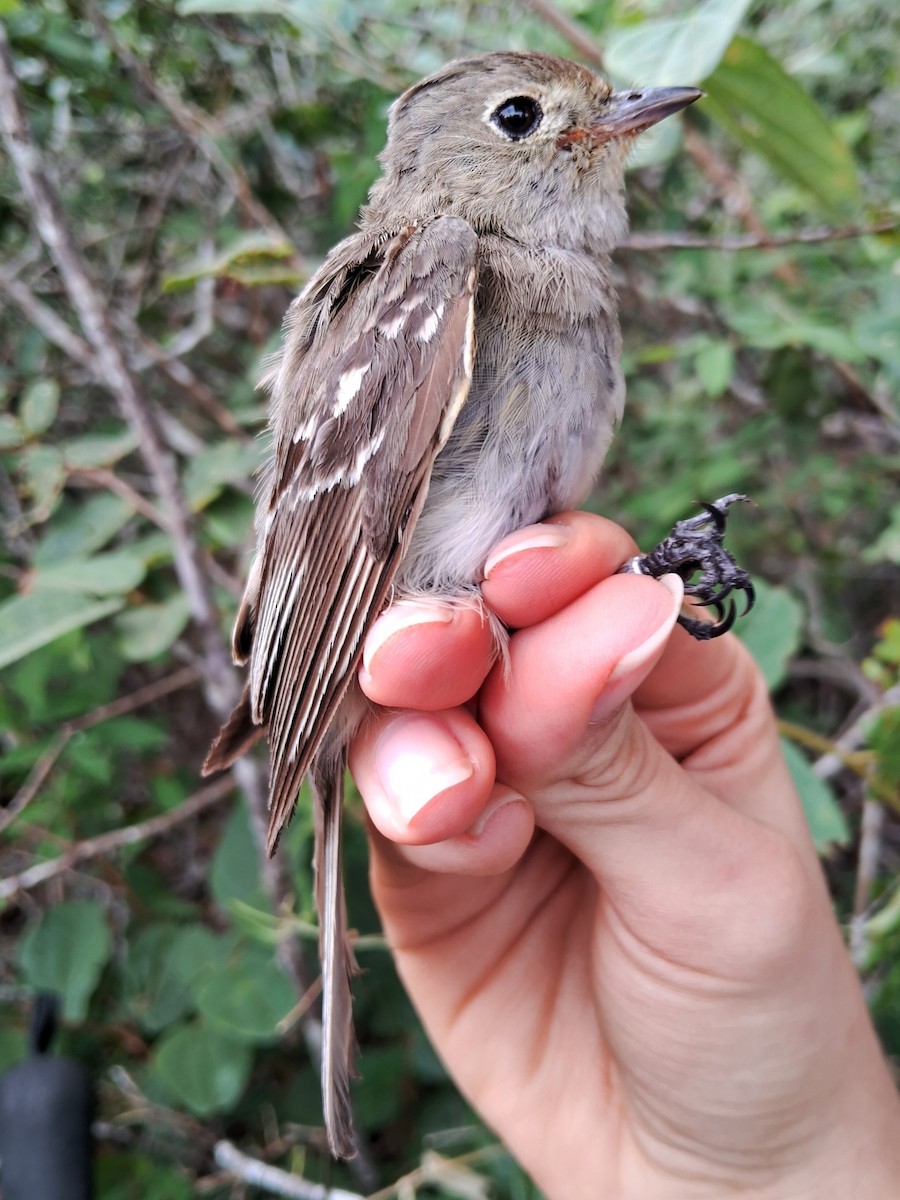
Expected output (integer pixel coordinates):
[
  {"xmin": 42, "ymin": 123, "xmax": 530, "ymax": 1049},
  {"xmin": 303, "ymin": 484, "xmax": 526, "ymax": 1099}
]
[
  {"xmin": 213, "ymin": 1140, "xmax": 363, "ymax": 1200},
  {"xmin": 523, "ymin": 0, "xmax": 605, "ymax": 67},
  {"xmin": 621, "ymin": 218, "xmax": 900, "ymax": 252},
  {"xmin": 0, "ymin": 776, "xmax": 234, "ymax": 901}
]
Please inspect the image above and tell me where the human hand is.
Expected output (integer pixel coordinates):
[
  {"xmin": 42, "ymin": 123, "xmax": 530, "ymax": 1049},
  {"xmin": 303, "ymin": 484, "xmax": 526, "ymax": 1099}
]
[{"xmin": 349, "ymin": 512, "xmax": 900, "ymax": 1199}]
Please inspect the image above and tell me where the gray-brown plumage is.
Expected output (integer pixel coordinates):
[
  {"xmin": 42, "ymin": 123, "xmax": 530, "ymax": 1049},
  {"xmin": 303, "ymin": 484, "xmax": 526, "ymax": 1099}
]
[{"xmin": 204, "ymin": 51, "xmax": 700, "ymax": 1157}]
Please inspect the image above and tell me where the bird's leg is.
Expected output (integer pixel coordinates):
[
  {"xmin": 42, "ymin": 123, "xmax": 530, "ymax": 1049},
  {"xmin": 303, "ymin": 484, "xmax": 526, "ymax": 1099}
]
[{"xmin": 617, "ymin": 493, "xmax": 756, "ymax": 641}]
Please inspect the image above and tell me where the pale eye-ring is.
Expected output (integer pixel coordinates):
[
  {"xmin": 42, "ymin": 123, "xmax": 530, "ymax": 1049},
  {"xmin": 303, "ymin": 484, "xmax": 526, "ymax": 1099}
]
[{"xmin": 491, "ymin": 95, "xmax": 543, "ymax": 140}]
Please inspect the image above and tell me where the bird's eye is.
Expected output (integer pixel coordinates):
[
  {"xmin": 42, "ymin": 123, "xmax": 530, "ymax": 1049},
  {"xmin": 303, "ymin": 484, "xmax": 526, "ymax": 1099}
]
[{"xmin": 491, "ymin": 95, "xmax": 543, "ymax": 140}]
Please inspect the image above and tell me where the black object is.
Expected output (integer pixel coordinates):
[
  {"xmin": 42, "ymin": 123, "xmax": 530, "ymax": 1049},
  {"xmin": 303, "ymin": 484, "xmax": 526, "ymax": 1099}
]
[
  {"xmin": 0, "ymin": 993, "xmax": 95, "ymax": 1200},
  {"xmin": 619, "ymin": 493, "xmax": 755, "ymax": 639}
]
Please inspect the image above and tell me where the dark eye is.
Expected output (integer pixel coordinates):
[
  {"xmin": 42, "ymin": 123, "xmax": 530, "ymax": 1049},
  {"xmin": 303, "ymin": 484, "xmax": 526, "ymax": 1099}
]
[{"xmin": 491, "ymin": 95, "xmax": 543, "ymax": 140}]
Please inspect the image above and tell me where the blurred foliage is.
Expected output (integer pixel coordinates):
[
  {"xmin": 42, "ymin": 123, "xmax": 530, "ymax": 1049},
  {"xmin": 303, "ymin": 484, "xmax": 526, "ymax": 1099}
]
[{"xmin": 0, "ymin": 0, "xmax": 898, "ymax": 1194}]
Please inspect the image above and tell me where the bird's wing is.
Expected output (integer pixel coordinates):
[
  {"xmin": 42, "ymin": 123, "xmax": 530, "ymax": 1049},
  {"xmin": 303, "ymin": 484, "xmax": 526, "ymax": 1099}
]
[{"xmin": 205, "ymin": 216, "xmax": 478, "ymax": 851}]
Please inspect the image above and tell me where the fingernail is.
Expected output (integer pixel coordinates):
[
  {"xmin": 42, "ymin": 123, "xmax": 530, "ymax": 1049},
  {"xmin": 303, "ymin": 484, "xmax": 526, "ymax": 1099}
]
[
  {"xmin": 468, "ymin": 787, "xmax": 523, "ymax": 837},
  {"xmin": 375, "ymin": 714, "xmax": 474, "ymax": 825},
  {"xmin": 362, "ymin": 602, "xmax": 454, "ymax": 674},
  {"xmin": 589, "ymin": 574, "xmax": 684, "ymax": 724},
  {"xmin": 483, "ymin": 522, "xmax": 571, "ymax": 579}
]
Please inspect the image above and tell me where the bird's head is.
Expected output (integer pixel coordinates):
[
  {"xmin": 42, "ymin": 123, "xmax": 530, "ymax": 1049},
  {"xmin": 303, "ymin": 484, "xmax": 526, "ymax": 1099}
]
[{"xmin": 362, "ymin": 52, "xmax": 701, "ymax": 253}]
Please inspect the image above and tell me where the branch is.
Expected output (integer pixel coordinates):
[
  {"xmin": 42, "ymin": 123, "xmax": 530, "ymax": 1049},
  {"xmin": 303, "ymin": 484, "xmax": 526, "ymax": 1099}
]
[
  {"xmin": 523, "ymin": 0, "xmax": 605, "ymax": 68},
  {"xmin": 0, "ymin": 776, "xmax": 235, "ymax": 901},
  {"xmin": 621, "ymin": 218, "xmax": 900, "ymax": 252},
  {"xmin": 213, "ymin": 1141, "xmax": 363, "ymax": 1200},
  {"xmin": 0, "ymin": 667, "xmax": 199, "ymax": 835}
]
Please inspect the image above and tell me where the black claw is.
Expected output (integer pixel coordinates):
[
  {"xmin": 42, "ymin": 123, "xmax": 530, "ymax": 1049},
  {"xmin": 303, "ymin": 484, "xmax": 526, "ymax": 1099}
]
[{"xmin": 618, "ymin": 494, "xmax": 755, "ymax": 641}]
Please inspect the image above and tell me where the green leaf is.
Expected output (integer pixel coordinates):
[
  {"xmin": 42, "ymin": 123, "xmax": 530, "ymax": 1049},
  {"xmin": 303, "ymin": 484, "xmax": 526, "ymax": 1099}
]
[
  {"xmin": 114, "ymin": 593, "xmax": 191, "ymax": 661},
  {"xmin": 210, "ymin": 804, "xmax": 268, "ymax": 912},
  {"xmin": 0, "ymin": 591, "xmax": 124, "ymax": 671},
  {"xmin": 182, "ymin": 439, "xmax": 262, "ymax": 510},
  {"xmin": 0, "ymin": 414, "xmax": 24, "ymax": 449},
  {"xmin": 152, "ymin": 1023, "xmax": 252, "ymax": 1116},
  {"xmin": 162, "ymin": 232, "xmax": 302, "ymax": 292},
  {"xmin": 125, "ymin": 925, "xmax": 235, "ymax": 1033},
  {"xmin": 695, "ymin": 340, "xmax": 734, "ymax": 397},
  {"xmin": 31, "ymin": 549, "xmax": 147, "ymax": 596},
  {"xmin": 18, "ymin": 900, "xmax": 113, "ymax": 1021},
  {"xmin": 60, "ymin": 429, "xmax": 139, "ymax": 470},
  {"xmin": 703, "ymin": 36, "xmax": 862, "ymax": 216},
  {"xmin": 734, "ymin": 579, "xmax": 804, "ymax": 690},
  {"xmin": 96, "ymin": 1152, "xmax": 193, "ymax": 1200},
  {"xmin": 606, "ymin": 0, "xmax": 754, "ymax": 86},
  {"xmin": 863, "ymin": 505, "xmax": 900, "ymax": 565},
  {"xmin": 19, "ymin": 379, "xmax": 60, "ymax": 435},
  {"xmin": 20, "ymin": 443, "xmax": 65, "ymax": 517},
  {"xmin": 193, "ymin": 955, "xmax": 296, "ymax": 1043},
  {"xmin": 34, "ymin": 494, "xmax": 133, "ymax": 564},
  {"xmin": 780, "ymin": 739, "xmax": 850, "ymax": 853}
]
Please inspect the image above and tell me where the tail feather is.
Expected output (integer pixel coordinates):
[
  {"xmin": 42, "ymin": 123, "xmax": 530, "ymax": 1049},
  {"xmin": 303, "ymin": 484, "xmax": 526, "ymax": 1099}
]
[
  {"xmin": 202, "ymin": 682, "xmax": 266, "ymax": 775},
  {"xmin": 311, "ymin": 752, "xmax": 359, "ymax": 1159}
]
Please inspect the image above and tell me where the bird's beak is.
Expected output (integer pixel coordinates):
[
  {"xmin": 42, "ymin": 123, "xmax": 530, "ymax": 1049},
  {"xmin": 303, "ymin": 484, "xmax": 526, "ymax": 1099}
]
[{"xmin": 560, "ymin": 86, "xmax": 702, "ymax": 147}]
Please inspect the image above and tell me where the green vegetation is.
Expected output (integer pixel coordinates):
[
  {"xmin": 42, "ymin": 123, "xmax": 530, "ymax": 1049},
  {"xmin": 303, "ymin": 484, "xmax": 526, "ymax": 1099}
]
[{"xmin": 0, "ymin": 0, "xmax": 898, "ymax": 1194}]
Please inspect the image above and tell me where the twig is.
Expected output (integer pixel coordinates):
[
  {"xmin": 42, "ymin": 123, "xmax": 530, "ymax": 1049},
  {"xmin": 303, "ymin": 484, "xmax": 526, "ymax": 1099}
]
[
  {"xmin": 523, "ymin": 0, "xmax": 605, "ymax": 67},
  {"xmin": 366, "ymin": 1145, "xmax": 503, "ymax": 1200},
  {"xmin": 0, "ymin": 776, "xmax": 234, "ymax": 901},
  {"xmin": 0, "ymin": 666, "xmax": 198, "ymax": 834},
  {"xmin": 69, "ymin": 467, "xmax": 169, "ymax": 529},
  {"xmin": 213, "ymin": 1141, "xmax": 363, "ymax": 1200},
  {"xmin": 621, "ymin": 218, "xmax": 900, "ymax": 252},
  {"xmin": 812, "ymin": 683, "xmax": 900, "ymax": 782}
]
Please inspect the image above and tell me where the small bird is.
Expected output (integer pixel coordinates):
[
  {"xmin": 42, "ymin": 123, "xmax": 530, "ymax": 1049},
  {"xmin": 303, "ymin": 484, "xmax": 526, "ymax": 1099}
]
[{"xmin": 204, "ymin": 52, "xmax": 703, "ymax": 1157}]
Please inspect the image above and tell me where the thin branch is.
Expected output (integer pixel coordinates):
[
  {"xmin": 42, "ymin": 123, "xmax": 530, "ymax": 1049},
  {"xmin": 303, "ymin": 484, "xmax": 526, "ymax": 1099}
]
[
  {"xmin": 0, "ymin": 776, "xmax": 234, "ymax": 901},
  {"xmin": 213, "ymin": 1141, "xmax": 363, "ymax": 1200},
  {"xmin": 70, "ymin": 467, "xmax": 169, "ymax": 529},
  {"xmin": 0, "ymin": 666, "xmax": 199, "ymax": 835},
  {"xmin": 850, "ymin": 796, "xmax": 885, "ymax": 970},
  {"xmin": 523, "ymin": 0, "xmax": 605, "ymax": 67},
  {"xmin": 621, "ymin": 218, "xmax": 900, "ymax": 252}
]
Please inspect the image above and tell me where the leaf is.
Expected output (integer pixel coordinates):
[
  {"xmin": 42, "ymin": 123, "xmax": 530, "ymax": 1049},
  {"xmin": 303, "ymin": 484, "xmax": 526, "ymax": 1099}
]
[
  {"xmin": 193, "ymin": 955, "xmax": 296, "ymax": 1042},
  {"xmin": 61, "ymin": 429, "xmax": 139, "ymax": 470},
  {"xmin": 606, "ymin": 0, "xmax": 755, "ymax": 87},
  {"xmin": 0, "ymin": 591, "xmax": 124, "ymax": 671},
  {"xmin": 695, "ymin": 340, "xmax": 734, "ymax": 397},
  {"xmin": 20, "ymin": 379, "xmax": 60, "ymax": 435},
  {"xmin": 20, "ymin": 443, "xmax": 65, "ymax": 518},
  {"xmin": 162, "ymin": 232, "xmax": 302, "ymax": 292},
  {"xmin": 114, "ymin": 593, "xmax": 191, "ymax": 661},
  {"xmin": 96, "ymin": 1152, "xmax": 193, "ymax": 1200},
  {"xmin": 210, "ymin": 804, "xmax": 268, "ymax": 913},
  {"xmin": 152, "ymin": 1023, "xmax": 251, "ymax": 1116},
  {"xmin": 703, "ymin": 36, "xmax": 862, "ymax": 216},
  {"xmin": 734, "ymin": 579, "xmax": 804, "ymax": 690},
  {"xmin": 34, "ymin": 494, "xmax": 133, "ymax": 564},
  {"xmin": 17, "ymin": 900, "xmax": 113, "ymax": 1022},
  {"xmin": 863, "ymin": 505, "xmax": 900, "ymax": 565},
  {"xmin": 0, "ymin": 414, "xmax": 24, "ymax": 449},
  {"xmin": 780, "ymin": 739, "xmax": 850, "ymax": 854},
  {"xmin": 182, "ymin": 439, "xmax": 262, "ymax": 510},
  {"xmin": 124, "ymin": 925, "xmax": 197, "ymax": 1034},
  {"xmin": 31, "ymin": 549, "xmax": 147, "ymax": 596}
]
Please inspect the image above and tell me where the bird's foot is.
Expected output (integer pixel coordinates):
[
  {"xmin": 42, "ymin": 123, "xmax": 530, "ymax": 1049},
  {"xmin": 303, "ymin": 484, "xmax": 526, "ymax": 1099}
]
[{"xmin": 618, "ymin": 494, "xmax": 755, "ymax": 640}]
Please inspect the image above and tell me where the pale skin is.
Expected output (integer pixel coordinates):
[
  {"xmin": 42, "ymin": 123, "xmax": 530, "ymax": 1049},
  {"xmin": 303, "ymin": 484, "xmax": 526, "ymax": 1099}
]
[{"xmin": 348, "ymin": 511, "xmax": 900, "ymax": 1200}]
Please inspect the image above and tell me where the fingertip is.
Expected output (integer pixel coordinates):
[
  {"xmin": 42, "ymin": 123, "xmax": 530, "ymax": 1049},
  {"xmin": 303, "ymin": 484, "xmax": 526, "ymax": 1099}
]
[
  {"xmin": 360, "ymin": 601, "xmax": 495, "ymax": 710},
  {"xmin": 349, "ymin": 707, "xmax": 496, "ymax": 846},
  {"xmin": 482, "ymin": 511, "xmax": 639, "ymax": 629}
]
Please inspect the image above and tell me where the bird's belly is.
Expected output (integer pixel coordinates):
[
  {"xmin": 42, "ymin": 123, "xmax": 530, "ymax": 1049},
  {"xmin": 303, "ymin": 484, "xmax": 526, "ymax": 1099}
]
[{"xmin": 396, "ymin": 392, "xmax": 617, "ymax": 595}]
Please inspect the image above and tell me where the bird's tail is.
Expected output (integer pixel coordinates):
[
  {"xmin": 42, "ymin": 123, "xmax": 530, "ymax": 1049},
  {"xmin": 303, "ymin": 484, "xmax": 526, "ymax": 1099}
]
[{"xmin": 311, "ymin": 750, "xmax": 360, "ymax": 1159}]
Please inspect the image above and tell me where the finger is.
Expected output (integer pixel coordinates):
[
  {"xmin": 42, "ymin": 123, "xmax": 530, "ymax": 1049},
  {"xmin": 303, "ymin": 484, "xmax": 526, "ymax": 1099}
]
[
  {"xmin": 359, "ymin": 600, "xmax": 495, "ymax": 710},
  {"xmin": 482, "ymin": 511, "xmax": 638, "ymax": 630},
  {"xmin": 349, "ymin": 706, "xmax": 498, "ymax": 846}
]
